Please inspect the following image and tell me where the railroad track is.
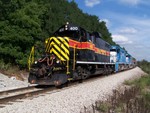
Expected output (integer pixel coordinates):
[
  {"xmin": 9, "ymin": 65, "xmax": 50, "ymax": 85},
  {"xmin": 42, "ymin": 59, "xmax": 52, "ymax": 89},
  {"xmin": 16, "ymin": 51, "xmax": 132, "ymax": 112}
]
[
  {"xmin": 0, "ymin": 72, "xmax": 117, "ymax": 108},
  {"xmin": 0, "ymin": 85, "xmax": 56, "ymax": 107}
]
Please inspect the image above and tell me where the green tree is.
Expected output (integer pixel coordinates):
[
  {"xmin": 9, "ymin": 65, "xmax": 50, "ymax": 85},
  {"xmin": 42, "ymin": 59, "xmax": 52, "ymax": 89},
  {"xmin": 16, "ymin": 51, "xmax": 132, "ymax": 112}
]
[
  {"xmin": 0, "ymin": 0, "xmax": 116, "ymax": 69},
  {"xmin": 0, "ymin": 0, "xmax": 46, "ymax": 68}
]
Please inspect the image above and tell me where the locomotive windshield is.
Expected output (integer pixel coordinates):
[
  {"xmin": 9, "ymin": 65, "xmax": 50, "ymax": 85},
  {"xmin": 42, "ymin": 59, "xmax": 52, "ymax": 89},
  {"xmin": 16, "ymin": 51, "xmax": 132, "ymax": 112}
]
[
  {"xmin": 54, "ymin": 30, "xmax": 80, "ymax": 40},
  {"xmin": 53, "ymin": 23, "xmax": 81, "ymax": 41},
  {"xmin": 110, "ymin": 49, "xmax": 116, "ymax": 52},
  {"xmin": 53, "ymin": 23, "xmax": 91, "ymax": 42}
]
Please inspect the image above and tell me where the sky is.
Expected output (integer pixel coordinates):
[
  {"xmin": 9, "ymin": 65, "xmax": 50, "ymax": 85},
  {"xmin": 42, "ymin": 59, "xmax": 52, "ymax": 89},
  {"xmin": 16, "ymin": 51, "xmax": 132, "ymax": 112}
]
[{"xmin": 73, "ymin": 0, "xmax": 150, "ymax": 61}]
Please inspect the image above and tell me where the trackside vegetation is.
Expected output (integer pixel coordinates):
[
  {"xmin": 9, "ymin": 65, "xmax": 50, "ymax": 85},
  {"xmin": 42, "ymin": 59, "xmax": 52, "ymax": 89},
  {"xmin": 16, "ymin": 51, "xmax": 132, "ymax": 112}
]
[
  {"xmin": 0, "ymin": 0, "xmax": 115, "ymax": 69},
  {"xmin": 82, "ymin": 60, "xmax": 150, "ymax": 113}
]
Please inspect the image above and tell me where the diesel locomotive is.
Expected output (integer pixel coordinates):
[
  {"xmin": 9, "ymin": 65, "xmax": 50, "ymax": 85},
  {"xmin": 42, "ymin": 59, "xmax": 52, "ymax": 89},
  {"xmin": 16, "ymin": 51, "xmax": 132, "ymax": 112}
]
[{"xmin": 28, "ymin": 22, "xmax": 136, "ymax": 86}]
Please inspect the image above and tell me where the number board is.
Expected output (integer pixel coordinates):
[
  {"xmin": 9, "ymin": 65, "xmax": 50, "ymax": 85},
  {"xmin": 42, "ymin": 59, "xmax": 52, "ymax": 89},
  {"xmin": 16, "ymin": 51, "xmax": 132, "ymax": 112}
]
[{"xmin": 69, "ymin": 26, "xmax": 78, "ymax": 31}]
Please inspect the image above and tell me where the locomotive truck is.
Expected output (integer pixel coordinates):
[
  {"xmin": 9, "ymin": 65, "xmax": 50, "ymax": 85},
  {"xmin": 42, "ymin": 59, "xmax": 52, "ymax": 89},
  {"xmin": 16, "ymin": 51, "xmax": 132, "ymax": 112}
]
[{"xmin": 28, "ymin": 22, "xmax": 136, "ymax": 86}]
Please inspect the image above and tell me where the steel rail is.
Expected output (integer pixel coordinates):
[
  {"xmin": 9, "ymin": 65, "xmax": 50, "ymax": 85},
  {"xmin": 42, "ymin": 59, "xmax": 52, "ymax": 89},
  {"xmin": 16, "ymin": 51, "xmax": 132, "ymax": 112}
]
[{"xmin": 0, "ymin": 85, "xmax": 36, "ymax": 96}]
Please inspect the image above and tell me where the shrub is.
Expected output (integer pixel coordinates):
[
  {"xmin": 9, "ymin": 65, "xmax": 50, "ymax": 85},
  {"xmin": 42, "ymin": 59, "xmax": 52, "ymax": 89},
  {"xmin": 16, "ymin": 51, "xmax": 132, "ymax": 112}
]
[{"xmin": 0, "ymin": 59, "xmax": 11, "ymax": 70}]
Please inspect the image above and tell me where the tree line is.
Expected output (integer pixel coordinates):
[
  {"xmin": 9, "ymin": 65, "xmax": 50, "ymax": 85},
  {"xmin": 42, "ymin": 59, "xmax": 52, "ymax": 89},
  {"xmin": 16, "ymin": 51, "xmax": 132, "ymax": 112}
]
[{"xmin": 0, "ymin": 0, "xmax": 115, "ymax": 68}]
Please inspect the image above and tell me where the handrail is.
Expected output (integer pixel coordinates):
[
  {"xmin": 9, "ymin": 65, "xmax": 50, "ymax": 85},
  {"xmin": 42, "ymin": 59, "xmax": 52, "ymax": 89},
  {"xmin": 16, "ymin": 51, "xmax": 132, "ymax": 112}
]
[
  {"xmin": 28, "ymin": 46, "xmax": 35, "ymax": 70},
  {"xmin": 66, "ymin": 59, "xmax": 70, "ymax": 74},
  {"xmin": 73, "ymin": 45, "xmax": 76, "ymax": 71}
]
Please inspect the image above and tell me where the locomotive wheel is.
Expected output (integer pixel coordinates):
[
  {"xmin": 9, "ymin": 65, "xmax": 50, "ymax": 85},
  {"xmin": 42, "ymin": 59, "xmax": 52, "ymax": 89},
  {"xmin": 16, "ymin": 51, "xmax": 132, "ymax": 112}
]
[
  {"xmin": 107, "ymin": 67, "xmax": 113, "ymax": 75},
  {"xmin": 109, "ymin": 67, "xmax": 113, "ymax": 74},
  {"xmin": 80, "ymin": 68, "xmax": 90, "ymax": 80}
]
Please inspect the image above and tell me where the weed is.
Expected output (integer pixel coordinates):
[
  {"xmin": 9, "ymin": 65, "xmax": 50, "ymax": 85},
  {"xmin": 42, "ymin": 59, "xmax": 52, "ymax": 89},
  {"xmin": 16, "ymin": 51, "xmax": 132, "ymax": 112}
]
[{"xmin": 0, "ymin": 59, "xmax": 11, "ymax": 70}]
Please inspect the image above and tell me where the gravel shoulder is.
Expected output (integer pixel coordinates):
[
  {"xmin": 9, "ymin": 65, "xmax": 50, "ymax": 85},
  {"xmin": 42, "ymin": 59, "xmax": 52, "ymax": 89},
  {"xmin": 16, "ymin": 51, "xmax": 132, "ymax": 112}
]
[
  {"xmin": 0, "ymin": 67, "xmax": 145, "ymax": 113},
  {"xmin": 0, "ymin": 73, "xmax": 29, "ymax": 92}
]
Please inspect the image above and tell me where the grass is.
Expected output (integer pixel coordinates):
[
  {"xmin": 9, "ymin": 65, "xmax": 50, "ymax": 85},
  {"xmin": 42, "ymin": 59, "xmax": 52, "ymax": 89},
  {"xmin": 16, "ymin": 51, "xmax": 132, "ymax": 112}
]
[
  {"xmin": 96, "ymin": 102, "xmax": 109, "ymax": 112},
  {"xmin": 124, "ymin": 75, "xmax": 150, "ymax": 89},
  {"xmin": 0, "ymin": 60, "xmax": 11, "ymax": 70},
  {"xmin": 138, "ymin": 60, "xmax": 150, "ymax": 74},
  {"xmin": 93, "ymin": 80, "xmax": 150, "ymax": 113},
  {"xmin": 82, "ymin": 61, "xmax": 150, "ymax": 113}
]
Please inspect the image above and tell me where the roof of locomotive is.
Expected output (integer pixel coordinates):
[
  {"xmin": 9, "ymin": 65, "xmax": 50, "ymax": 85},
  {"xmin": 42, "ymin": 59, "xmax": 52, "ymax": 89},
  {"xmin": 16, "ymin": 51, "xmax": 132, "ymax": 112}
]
[
  {"xmin": 53, "ymin": 22, "xmax": 83, "ymax": 35},
  {"xmin": 53, "ymin": 22, "xmax": 110, "ymax": 45},
  {"xmin": 92, "ymin": 32, "xmax": 110, "ymax": 46}
]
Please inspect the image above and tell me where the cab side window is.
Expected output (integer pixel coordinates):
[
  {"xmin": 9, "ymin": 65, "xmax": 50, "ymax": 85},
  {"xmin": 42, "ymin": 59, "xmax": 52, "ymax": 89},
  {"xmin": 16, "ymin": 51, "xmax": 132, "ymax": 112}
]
[
  {"xmin": 80, "ymin": 30, "xmax": 87, "ymax": 42},
  {"xmin": 86, "ymin": 32, "xmax": 91, "ymax": 42}
]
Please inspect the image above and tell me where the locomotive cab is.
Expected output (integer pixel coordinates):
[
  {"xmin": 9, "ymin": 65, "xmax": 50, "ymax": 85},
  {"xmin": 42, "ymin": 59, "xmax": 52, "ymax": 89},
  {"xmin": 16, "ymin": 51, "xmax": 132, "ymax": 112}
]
[{"xmin": 110, "ymin": 49, "xmax": 117, "ymax": 63}]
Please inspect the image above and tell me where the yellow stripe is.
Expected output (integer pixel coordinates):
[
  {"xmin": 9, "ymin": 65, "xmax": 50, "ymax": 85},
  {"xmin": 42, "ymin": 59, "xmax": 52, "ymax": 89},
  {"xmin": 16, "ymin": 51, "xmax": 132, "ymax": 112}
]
[
  {"xmin": 45, "ymin": 38, "xmax": 49, "ymax": 51},
  {"xmin": 53, "ymin": 37, "xmax": 69, "ymax": 55},
  {"xmin": 50, "ymin": 48, "xmax": 65, "ymax": 61},
  {"xmin": 46, "ymin": 38, "xmax": 55, "ymax": 52},
  {"xmin": 53, "ymin": 37, "xmax": 61, "ymax": 45},
  {"xmin": 61, "ymin": 44, "xmax": 69, "ymax": 54},
  {"xmin": 53, "ymin": 44, "xmax": 61, "ymax": 52},
  {"xmin": 45, "ymin": 37, "xmax": 55, "ymax": 52},
  {"xmin": 59, "ymin": 37, "xmax": 69, "ymax": 48},
  {"xmin": 53, "ymin": 44, "xmax": 69, "ymax": 60},
  {"xmin": 46, "ymin": 38, "xmax": 51, "ymax": 52},
  {"xmin": 64, "ymin": 37, "xmax": 69, "ymax": 41}
]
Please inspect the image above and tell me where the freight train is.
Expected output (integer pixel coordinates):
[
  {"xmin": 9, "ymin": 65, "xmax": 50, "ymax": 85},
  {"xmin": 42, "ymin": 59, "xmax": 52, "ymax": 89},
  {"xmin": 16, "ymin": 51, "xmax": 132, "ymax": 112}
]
[{"xmin": 28, "ymin": 22, "xmax": 136, "ymax": 86}]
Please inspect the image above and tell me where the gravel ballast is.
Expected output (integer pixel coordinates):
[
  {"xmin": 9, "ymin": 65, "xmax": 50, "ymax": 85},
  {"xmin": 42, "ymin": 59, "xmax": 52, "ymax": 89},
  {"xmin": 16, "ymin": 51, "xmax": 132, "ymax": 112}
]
[
  {"xmin": 0, "ymin": 73, "xmax": 29, "ymax": 92},
  {"xmin": 0, "ymin": 67, "xmax": 145, "ymax": 113}
]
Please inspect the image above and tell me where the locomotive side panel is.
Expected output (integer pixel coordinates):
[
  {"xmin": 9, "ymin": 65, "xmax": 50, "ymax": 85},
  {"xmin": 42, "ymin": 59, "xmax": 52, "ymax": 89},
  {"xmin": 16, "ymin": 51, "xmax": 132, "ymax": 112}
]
[{"xmin": 92, "ymin": 32, "xmax": 110, "ymax": 62}]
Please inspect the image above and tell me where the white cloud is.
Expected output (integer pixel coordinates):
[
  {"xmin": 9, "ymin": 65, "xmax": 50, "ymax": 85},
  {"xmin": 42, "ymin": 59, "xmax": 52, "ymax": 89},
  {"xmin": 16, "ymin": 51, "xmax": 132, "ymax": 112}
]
[
  {"xmin": 134, "ymin": 45, "xmax": 144, "ymax": 48},
  {"xmin": 106, "ymin": 12, "xmax": 150, "ymax": 61},
  {"xmin": 102, "ymin": 11, "xmax": 150, "ymax": 34},
  {"xmin": 99, "ymin": 18, "xmax": 110, "ymax": 27},
  {"xmin": 119, "ymin": 27, "xmax": 137, "ymax": 34},
  {"xmin": 85, "ymin": 0, "xmax": 101, "ymax": 7},
  {"xmin": 112, "ymin": 35, "xmax": 132, "ymax": 44},
  {"xmin": 118, "ymin": 0, "xmax": 149, "ymax": 6},
  {"xmin": 119, "ymin": 0, "xmax": 140, "ymax": 5}
]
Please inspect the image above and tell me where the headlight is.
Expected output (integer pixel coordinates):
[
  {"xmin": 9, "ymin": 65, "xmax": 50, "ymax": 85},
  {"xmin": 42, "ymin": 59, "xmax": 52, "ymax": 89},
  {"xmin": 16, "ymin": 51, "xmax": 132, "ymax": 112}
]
[
  {"xmin": 35, "ymin": 61, "xmax": 37, "ymax": 64},
  {"xmin": 56, "ymin": 60, "xmax": 60, "ymax": 63}
]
